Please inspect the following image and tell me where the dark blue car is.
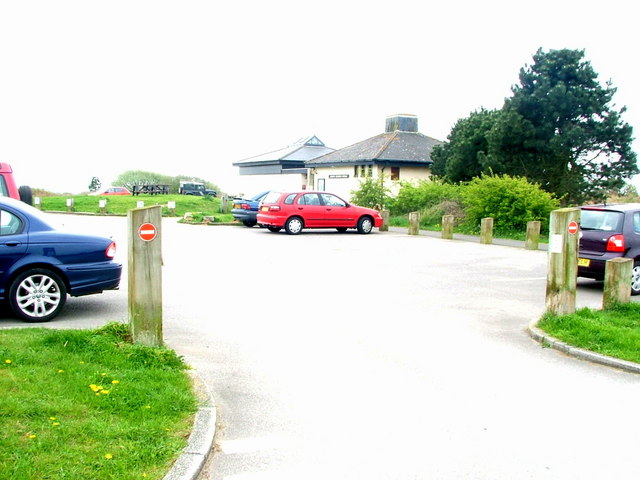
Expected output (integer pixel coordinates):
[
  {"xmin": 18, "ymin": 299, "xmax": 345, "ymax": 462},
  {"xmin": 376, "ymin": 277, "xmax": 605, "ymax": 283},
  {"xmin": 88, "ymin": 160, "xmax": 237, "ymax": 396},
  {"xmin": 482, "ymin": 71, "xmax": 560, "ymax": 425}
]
[
  {"xmin": 0, "ymin": 196, "xmax": 122, "ymax": 322},
  {"xmin": 231, "ymin": 191, "xmax": 270, "ymax": 227}
]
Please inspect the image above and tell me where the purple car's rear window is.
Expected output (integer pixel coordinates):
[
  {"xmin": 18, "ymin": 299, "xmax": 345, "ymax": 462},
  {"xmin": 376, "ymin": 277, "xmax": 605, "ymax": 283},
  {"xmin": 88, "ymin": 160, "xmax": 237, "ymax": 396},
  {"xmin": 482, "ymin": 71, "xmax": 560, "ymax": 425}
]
[{"xmin": 580, "ymin": 209, "xmax": 623, "ymax": 232}]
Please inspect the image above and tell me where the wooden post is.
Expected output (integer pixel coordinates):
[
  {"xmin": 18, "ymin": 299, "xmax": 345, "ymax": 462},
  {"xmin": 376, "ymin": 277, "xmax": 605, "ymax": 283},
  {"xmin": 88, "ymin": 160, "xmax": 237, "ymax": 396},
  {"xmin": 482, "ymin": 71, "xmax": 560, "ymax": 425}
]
[
  {"xmin": 99, "ymin": 199, "xmax": 107, "ymax": 215},
  {"xmin": 545, "ymin": 208, "xmax": 580, "ymax": 315},
  {"xmin": 603, "ymin": 257, "xmax": 633, "ymax": 309},
  {"xmin": 380, "ymin": 210, "xmax": 389, "ymax": 232},
  {"xmin": 168, "ymin": 201, "xmax": 176, "ymax": 217},
  {"xmin": 442, "ymin": 215, "xmax": 454, "ymax": 240},
  {"xmin": 220, "ymin": 194, "xmax": 229, "ymax": 214},
  {"xmin": 525, "ymin": 221, "xmax": 541, "ymax": 250},
  {"xmin": 408, "ymin": 211, "xmax": 420, "ymax": 235},
  {"xmin": 128, "ymin": 206, "xmax": 163, "ymax": 347},
  {"xmin": 34, "ymin": 197, "xmax": 41, "ymax": 210},
  {"xmin": 66, "ymin": 198, "xmax": 74, "ymax": 212},
  {"xmin": 480, "ymin": 217, "xmax": 493, "ymax": 244}
]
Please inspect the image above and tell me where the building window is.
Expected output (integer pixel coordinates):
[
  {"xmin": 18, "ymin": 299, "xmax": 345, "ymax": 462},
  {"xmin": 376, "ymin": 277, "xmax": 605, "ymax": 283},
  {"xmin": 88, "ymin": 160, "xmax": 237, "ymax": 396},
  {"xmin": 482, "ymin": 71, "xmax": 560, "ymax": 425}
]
[{"xmin": 390, "ymin": 167, "xmax": 400, "ymax": 180}]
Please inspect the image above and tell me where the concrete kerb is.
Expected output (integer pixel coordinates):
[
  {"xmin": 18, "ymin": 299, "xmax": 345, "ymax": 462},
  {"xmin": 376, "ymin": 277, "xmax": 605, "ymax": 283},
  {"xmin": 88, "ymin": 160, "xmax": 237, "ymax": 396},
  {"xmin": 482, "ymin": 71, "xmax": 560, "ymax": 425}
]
[
  {"xmin": 163, "ymin": 371, "xmax": 217, "ymax": 480},
  {"xmin": 528, "ymin": 318, "xmax": 640, "ymax": 374}
]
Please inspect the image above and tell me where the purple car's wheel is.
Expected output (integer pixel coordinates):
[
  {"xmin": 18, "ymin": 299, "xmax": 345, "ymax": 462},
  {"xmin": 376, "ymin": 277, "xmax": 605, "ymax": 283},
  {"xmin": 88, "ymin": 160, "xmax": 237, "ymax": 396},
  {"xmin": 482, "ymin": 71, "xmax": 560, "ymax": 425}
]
[
  {"xmin": 9, "ymin": 269, "xmax": 67, "ymax": 322},
  {"xmin": 632, "ymin": 262, "xmax": 640, "ymax": 296}
]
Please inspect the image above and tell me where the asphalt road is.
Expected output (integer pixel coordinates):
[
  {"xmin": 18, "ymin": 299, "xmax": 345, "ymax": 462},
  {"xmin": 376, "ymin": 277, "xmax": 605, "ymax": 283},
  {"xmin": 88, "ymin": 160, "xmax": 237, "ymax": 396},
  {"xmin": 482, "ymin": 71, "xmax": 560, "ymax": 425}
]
[{"xmin": 2, "ymin": 215, "xmax": 639, "ymax": 480}]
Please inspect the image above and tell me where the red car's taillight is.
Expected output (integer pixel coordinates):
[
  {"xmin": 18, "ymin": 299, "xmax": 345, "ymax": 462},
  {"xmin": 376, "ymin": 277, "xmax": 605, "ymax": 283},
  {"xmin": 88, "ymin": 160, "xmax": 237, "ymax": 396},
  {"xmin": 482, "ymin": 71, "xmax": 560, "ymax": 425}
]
[
  {"xmin": 606, "ymin": 234, "xmax": 625, "ymax": 252},
  {"xmin": 105, "ymin": 242, "xmax": 117, "ymax": 259},
  {"xmin": 269, "ymin": 205, "xmax": 281, "ymax": 211}
]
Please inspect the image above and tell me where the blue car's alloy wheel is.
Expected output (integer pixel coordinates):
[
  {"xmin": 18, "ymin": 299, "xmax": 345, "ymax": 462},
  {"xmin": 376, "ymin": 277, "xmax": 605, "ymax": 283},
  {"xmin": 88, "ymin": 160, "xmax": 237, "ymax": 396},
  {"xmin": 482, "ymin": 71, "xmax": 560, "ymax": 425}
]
[{"xmin": 9, "ymin": 269, "xmax": 67, "ymax": 322}]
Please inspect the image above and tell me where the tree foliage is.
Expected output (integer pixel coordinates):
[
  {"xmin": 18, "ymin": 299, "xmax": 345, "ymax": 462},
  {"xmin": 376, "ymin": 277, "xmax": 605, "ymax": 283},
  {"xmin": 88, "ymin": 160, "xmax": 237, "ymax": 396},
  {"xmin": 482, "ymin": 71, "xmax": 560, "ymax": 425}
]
[
  {"xmin": 431, "ymin": 48, "xmax": 638, "ymax": 205},
  {"xmin": 112, "ymin": 171, "xmax": 219, "ymax": 194},
  {"xmin": 88, "ymin": 176, "xmax": 101, "ymax": 192}
]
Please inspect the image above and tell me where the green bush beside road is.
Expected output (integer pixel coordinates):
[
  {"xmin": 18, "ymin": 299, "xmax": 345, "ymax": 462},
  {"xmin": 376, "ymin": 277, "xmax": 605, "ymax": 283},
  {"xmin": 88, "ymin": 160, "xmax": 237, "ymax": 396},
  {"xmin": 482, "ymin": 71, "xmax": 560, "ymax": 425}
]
[{"xmin": 0, "ymin": 323, "xmax": 198, "ymax": 480}]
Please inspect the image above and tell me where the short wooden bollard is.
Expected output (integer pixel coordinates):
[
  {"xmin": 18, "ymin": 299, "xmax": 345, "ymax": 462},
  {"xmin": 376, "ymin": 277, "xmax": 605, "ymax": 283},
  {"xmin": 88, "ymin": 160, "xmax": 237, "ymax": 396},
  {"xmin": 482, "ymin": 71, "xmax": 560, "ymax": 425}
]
[
  {"xmin": 34, "ymin": 197, "xmax": 41, "ymax": 210},
  {"xmin": 380, "ymin": 210, "xmax": 389, "ymax": 232},
  {"xmin": 480, "ymin": 217, "xmax": 493, "ymax": 244},
  {"xmin": 99, "ymin": 199, "xmax": 107, "ymax": 215},
  {"xmin": 525, "ymin": 221, "xmax": 541, "ymax": 250},
  {"xmin": 545, "ymin": 208, "xmax": 580, "ymax": 315},
  {"xmin": 408, "ymin": 211, "xmax": 420, "ymax": 235},
  {"xmin": 220, "ymin": 195, "xmax": 230, "ymax": 214},
  {"xmin": 168, "ymin": 201, "xmax": 176, "ymax": 216},
  {"xmin": 66, "ymin": 198, "xmax": 74, "ymax": 212},
  {"xmin": 603, "ymin": 257, "xmax": 633, "ymax": 309},
  {"xmin": 128, "ymin": 206, "xmax": 163, "ymax": 347},
  {"xmin": 442, "ymin": 215, "xmax": 454, "ymax": 240}
]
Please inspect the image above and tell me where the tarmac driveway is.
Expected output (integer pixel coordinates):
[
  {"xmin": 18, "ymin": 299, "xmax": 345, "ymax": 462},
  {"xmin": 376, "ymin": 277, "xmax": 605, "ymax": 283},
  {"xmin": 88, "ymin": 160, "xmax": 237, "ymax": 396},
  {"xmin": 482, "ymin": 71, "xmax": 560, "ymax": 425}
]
[{"xmin": 2, "ymin": 216, "xmax": 639, "ymax": 480}]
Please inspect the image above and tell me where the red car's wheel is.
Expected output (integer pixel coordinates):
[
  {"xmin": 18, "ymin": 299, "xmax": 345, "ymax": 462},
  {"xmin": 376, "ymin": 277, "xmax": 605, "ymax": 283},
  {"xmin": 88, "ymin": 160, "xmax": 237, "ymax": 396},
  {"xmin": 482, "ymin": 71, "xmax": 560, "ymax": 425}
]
[{"xmin": 285, "ymin": 217, "xmax": 304, "ymax": 235}]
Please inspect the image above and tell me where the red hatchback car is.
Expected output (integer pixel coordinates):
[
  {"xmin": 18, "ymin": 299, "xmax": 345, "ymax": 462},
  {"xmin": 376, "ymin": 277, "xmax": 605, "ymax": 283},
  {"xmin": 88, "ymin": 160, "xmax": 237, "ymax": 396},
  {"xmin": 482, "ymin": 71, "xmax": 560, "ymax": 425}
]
[{"xmin": 257, "ymin": 191, "xmax": 383, "ymax": 235}]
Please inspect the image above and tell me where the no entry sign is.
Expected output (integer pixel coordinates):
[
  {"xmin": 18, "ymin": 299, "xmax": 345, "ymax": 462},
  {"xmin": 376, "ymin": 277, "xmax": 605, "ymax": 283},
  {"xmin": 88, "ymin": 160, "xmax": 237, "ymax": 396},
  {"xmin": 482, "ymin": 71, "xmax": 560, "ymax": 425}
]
[
  {"xmin": 568, "ymin": 220, "xmax": 579, "ymax": 235},
  {"xmin": 138, "ymin": 222, "xmax": 157, "ymax": 242}
]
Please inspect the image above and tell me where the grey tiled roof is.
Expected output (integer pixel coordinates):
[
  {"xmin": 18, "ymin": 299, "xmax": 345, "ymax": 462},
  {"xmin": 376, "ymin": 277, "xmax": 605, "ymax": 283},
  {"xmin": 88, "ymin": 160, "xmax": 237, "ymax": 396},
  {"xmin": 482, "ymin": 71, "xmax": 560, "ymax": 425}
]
[{"xmin": 306, "ymin": 131, "xmax": 441, "ymax": 167}]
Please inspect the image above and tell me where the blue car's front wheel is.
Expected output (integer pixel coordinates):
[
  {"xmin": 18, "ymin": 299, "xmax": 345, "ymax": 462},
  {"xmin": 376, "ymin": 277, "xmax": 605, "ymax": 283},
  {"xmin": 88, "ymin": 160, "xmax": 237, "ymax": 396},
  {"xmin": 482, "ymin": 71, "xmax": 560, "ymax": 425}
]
[{"xmin": 9, "ymin": 269, "xmax": 67, "ymax": 322}]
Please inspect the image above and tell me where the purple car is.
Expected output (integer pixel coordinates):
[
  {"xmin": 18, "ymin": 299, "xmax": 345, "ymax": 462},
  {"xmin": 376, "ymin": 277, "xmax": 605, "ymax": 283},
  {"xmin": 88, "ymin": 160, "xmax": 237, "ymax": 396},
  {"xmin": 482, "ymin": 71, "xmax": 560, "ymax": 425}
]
[
  {"xmin": 578, "ymin": 203, "xmax": 640, "ymax": 295},
  {"xmin": 0, "ymin": 196, "xmax": 122, "ymax": 322}
]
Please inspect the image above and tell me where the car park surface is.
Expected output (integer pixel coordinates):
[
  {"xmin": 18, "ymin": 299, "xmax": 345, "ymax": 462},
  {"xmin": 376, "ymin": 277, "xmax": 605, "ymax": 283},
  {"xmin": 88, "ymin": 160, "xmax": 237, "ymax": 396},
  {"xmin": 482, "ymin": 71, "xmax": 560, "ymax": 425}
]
[
  {"xmin": 257, "ymin": 191, "xmax": 383, "ymax": 234},
  {"xmin": 3, "ymin": 216, "xmax": 640, "ymax": 480},
  {"xmin": 231, "ymin": 190, "xmax": 270, "ymax": 227},
  {"xmin": 578, "ymin": 203, "xmax": 640, "ymax": 294},
  {"xmin": 0, "ymin": 198, "xmax": 122, "ymax": 321}
]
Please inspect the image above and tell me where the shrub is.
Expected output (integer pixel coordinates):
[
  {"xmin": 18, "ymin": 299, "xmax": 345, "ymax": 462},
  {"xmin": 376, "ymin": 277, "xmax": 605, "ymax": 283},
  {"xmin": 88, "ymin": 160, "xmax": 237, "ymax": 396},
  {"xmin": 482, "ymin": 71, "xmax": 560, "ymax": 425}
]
[
  {"xmin": 390, "ymin": 179, "xmax": 462, "ymax": 215},
  {"xmin": 460, "ymin": 174, "xmax": 560, "ymax": 234},
  {"xmin": 350, "ymin": 176, "xmax": 392, "ymax": 209}
]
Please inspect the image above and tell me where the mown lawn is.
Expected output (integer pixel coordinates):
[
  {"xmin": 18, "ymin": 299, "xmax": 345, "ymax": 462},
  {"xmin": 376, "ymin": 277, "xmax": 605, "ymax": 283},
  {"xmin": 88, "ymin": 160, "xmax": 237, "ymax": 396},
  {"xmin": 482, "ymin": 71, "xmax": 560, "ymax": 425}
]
[
  {"xmin": 0, "ymin": 323, "xmax": 198, "ymax": 480},
  {"xmin": 38, "ymin": 194, "xmax": 235, "ymax": 222}
]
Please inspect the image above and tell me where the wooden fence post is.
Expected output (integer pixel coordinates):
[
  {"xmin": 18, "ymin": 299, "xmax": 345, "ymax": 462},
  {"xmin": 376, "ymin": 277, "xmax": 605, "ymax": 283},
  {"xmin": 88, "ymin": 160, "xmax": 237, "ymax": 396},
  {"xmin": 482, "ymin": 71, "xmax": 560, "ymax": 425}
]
[
  {"xmin": 66, "ymin": 198, "xmax": 74, "ymax": 212},
  {"xmin": 603, "ymin": 257, "xmax": 633, "ymax": 309},
  {"xmin": 545, "ymin": 208, "xmax": 580, "ymax": 315},
  {"xmin": 525, "ymin": 221, "xmax": 541, "ymax": 250},
  {"xmin": 34, "ymin": 197, "xmax": 41, "ymax": 210},
  {"xmin": 128, "ymin": 206, "xmax": 163, "ymax": 347},
  {"xmin": 99, "ymin": 199, "xmax": 107, "ymax": 215},
  {"xmin": 380, "ymin": 210, "xmax": 389, "ymax": 232},
  {"xmin": 408, "ymin": 211, "xmax": 420, "ymax": 235},
  {"xmin": 442, "ymin": 215, "xmax": 454, "ymax": 240},
  {"xmin": 480, "ymin": 217, "xmax": 493, "ymax": 244},
  {"xmin": 168, "ymin": 201, "xmax": 176, "ymax": 216}
]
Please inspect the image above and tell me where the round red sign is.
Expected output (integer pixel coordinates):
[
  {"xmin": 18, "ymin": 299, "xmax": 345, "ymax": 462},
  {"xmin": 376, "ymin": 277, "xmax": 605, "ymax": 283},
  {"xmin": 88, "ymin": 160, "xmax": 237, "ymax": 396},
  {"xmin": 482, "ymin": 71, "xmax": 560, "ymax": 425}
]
[
  {"xmin": 138, "ymin": 223, "xmax": 157, "ymax": 241},
  {"xmin": 568, "ymin": 220, "xmax": 579, "ymax": 235}
]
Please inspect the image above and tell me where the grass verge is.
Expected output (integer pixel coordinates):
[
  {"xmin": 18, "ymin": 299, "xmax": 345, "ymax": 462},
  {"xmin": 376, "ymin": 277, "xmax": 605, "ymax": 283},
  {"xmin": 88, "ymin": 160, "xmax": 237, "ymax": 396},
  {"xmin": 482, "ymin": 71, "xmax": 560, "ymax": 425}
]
[
  {"xmin": 0, "ymin": 323, "xmax": 198, "ymax": 480},
  {"xmin": 537, "ymin": 303, "xmax": 640, "ymax": 364},
  {"xmin": 38, "ymin": 194, "xmax": 235, "ymax": 222}
]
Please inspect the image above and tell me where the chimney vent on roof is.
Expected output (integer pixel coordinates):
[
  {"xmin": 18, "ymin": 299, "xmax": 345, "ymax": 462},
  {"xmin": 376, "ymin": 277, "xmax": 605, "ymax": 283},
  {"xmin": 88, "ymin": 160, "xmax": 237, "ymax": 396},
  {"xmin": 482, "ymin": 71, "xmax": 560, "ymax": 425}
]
[{"xmin": 385, "ymin": 114, "xmax": 418, "ymax": 133}]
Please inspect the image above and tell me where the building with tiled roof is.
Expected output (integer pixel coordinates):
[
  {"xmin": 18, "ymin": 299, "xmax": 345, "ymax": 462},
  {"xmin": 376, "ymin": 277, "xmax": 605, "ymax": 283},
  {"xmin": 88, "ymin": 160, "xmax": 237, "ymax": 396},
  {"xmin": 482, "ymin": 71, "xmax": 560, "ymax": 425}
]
[{"xmin": 306, "ymin": 114, "xmax": 441, "ymax": 198}]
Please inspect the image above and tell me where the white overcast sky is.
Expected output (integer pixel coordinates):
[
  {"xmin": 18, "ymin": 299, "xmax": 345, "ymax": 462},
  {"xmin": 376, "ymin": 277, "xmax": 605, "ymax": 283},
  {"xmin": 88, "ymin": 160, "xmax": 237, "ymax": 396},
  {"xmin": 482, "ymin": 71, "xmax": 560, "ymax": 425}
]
[{"xmin": 1, "ymin": 0, "xmax": 638, "ymax": 194}]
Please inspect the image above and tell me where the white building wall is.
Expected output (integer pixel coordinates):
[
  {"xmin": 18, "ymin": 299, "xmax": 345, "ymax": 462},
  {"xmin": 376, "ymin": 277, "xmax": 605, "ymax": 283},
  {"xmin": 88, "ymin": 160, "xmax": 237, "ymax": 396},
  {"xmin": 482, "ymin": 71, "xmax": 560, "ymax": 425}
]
[{"xmin": 312, "ymin": 165, "xmax": 432, "ymax": 201}]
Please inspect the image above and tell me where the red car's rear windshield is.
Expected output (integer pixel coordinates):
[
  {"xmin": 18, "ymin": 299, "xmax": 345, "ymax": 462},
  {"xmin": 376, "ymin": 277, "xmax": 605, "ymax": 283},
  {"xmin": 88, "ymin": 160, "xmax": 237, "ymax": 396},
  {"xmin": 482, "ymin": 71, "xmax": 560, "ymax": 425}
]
[{"xmin": 262, "ymin": 192, "xmax": 283, "ymax": 204}]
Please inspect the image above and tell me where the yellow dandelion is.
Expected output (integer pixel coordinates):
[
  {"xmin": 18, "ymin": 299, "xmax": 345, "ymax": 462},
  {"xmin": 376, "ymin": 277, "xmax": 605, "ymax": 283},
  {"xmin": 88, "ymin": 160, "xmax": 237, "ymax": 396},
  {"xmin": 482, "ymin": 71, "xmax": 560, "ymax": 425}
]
[
  {"xmin": 144, "ymin": 405, "xmax": 151, "ymax": 409},
  {"xmin": 28, "ymin": 434, "xmax": 36, "ymax": 439},
  {"xmin": 5, "ymin": 359, "xmax": 11, "ymax": 364},
  {"xmin": 101, "ymin": 373, "xmax": 107, "ymax": 377},
  {"xmin": 57, "ymin": 369, "xmax": 64, "ymax": 373},
  {"xmin": 50, "ymin": 417, "xmax": 56, "ymax": 421},
  {"xmin": 52, "ymin": 422, "xmax": 60, "ymax": 427},
  {"xmin": 101, "ymin": 390, "xmax": 110, "ymax": 395},
  {"xmin": 111, "ymin": 380, "xmax": 120, "ymax": 384},
  {"xmin": 105, "ymin": 453, "xmax": 113, "ymax": 460},
  {"xmin": 79, "ymin": 361, "xmax": 85, "ymax": 364}
]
